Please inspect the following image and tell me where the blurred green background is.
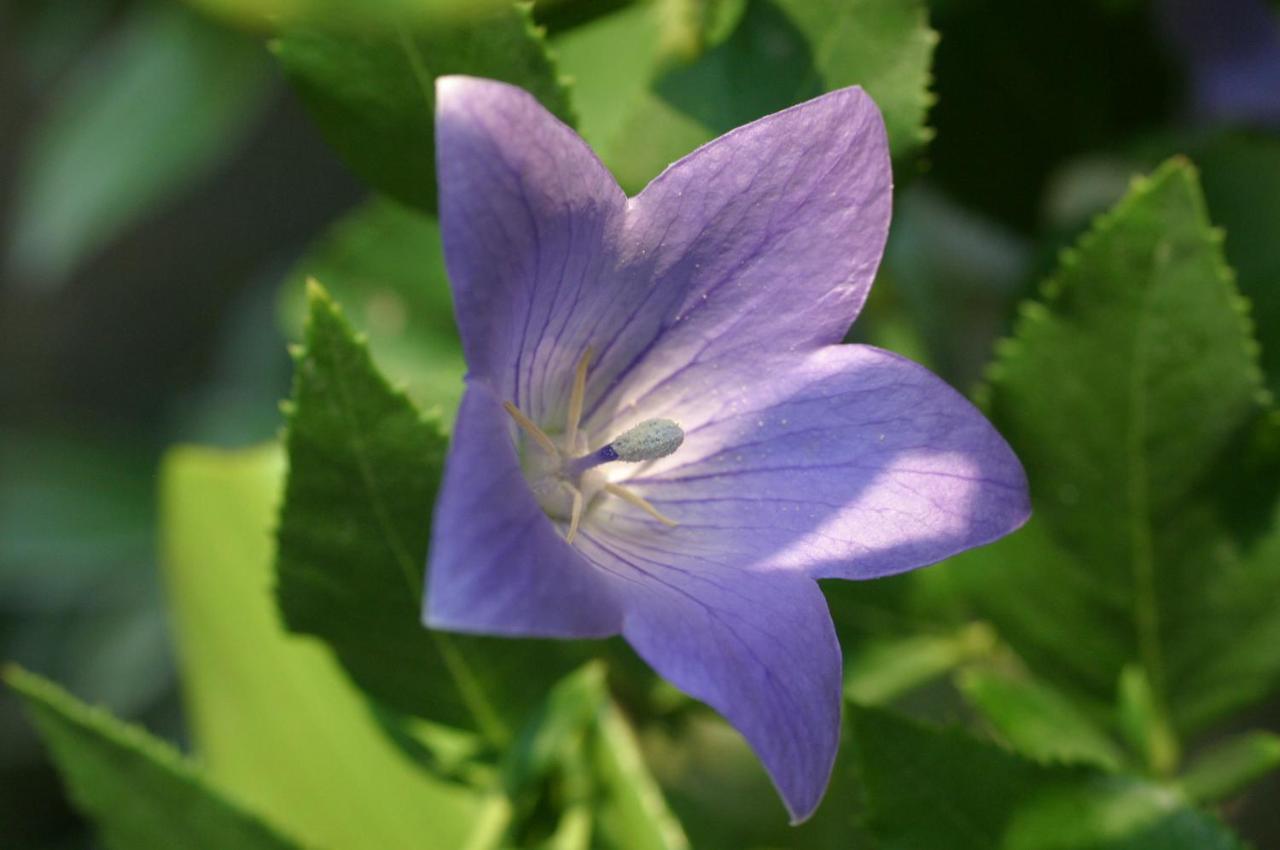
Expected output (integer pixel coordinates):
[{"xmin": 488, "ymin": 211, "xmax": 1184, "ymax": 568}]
[{"xmin": 2, "ymin": 0, "xmax": 1278, "ymax": 847}]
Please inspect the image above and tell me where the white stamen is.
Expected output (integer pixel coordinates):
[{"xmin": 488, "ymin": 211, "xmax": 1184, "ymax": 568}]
[
  {"xmin": 604, "ymin": 482, "xmax": 678, "ymax": 526},
  {"xmin": 565, "ymin": 488, "xmax": 584, "ymax": 543},
  {"xmin": 608, "ymin": 419, "xmax": 684, "ymax": 462},
  {"xmin": 564, "ymin": 348, "xmax": 592, "ymax": 450},
  {"xmin": 503, "ymin": 400, "xmax": 560, "ymax": 459}
]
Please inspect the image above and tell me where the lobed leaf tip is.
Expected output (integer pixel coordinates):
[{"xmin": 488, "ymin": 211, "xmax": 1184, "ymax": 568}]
[{"xmin": 304, "ymin": 277, "xmax": 332, "ymax": 304}]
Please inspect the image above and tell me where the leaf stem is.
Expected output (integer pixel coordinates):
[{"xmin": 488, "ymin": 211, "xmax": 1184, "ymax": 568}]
[{"xmin": 460, "ymin": 788, "xmax": 514, "ymax": 850}]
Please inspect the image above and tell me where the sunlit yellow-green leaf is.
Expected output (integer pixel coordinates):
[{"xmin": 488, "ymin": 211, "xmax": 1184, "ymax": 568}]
[{"xmin": 161, "ymin": 443, "xmax": 481, "ymax": 850}]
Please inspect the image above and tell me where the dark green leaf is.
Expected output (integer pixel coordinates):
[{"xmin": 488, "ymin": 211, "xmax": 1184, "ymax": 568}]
[
  {"xmin": 952, "ymin": 159, "xmax": 1279, "ymax": 736},
  {"xmin": 1116, "ymin": 666, "xmax": 1179, "ymax": 777},
  {"xmin": 985, "ymin": 158, "xmax": 1261, "ymax": 575},
  {"xmin": 1178, "ymin": 731, "xmax": 1280, "ymax": 804},
  {"xmin": 1181, "ymin": 473, "xmax": 1280, "ymax": 725},
  {"xmin": 554, "ymin": 0, "xmax": 935, "ymax": 192},
  {"xmin": 6, "ymin": 3, "xmax": 271, "ymax": 287},
  {"xmin": 275, "ymin": 284, "xmax": 583, "ymax": 738},
  {"xmin": 162, "ymin": 444, "xmax": 482, "ymax": 850},
  {"xmin": 845, "ymin": 623, "xmax": 997, "ymax": 705},
  {"xmin": 851, "ymin": 704, "xmax": 1247, "ymax": 850},
  {"xmin": 280, "ymin": 198, "xmax": 465, "ymax": 418},
  {"xmin": 5, "ymin": 667, "xmax": 304, "ymax": 850},
  {"xmin": 1190, "ymin": 133, "xmax": 1280, "ymax": 398},
  {"xmin": 958, "ymin": 667, "xmax": 1126, "ymax": 771},
  {"xmin": 1136, "ymin": 130, "xmax": 1280, "ymax": 396},
  {"xmin": 457, "ymin": 662, "xmax": 689, "ymax": 850},
  {"xmin": 275, "ymin": 5, "xmax": 572, "ymax": 210}
]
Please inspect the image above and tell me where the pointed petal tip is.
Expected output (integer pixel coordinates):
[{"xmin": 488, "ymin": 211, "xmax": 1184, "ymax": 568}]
[
  {"xmin": 1011, "ymin": 489, "xmax": 1034, "ymax": 532},
  {"xmin": 780, "ymin": 757, "xmax": 835, "ymax": 825},
  {"xmin": 777, "ymin": 700, "xmax": 840, "ymax": 826},
  {"xmin": 434, "ymin": 74, "xmax": 480, "ymax": 114},
  {"xmin": 435, "ymin": 75, "xmax": 540, "ymax": 117},
  {"xmin": 611, "ymin": 559, "xmax": 842, "ymax": 829},
  {"xmin": 420, "ymin": 588, "xmax": 446, "ymax": 630},
  {"xmin": 420, "ymin": 593, "xmax": 503, "ymax": 636}
]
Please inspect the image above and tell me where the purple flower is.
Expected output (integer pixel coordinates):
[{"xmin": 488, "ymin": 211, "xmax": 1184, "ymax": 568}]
[
  {"xmin": 1158, "ymin": 0, "xmax": 1280, "ymax": 127},
  {"xmin": 424, "ymin": 76, "xmax": 1030, "ymax": 822}
]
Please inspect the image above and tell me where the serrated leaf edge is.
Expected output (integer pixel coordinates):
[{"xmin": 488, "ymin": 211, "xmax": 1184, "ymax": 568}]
[
  {"xmin": 279, "ymin": 284, "xmax": 515, "ymax": 746},
  {"xmin": 849, "ymin": 704, "xmax": 1249, "ymax": 850},
  {"xmin": 980, "ymin": 157, "xmax": 1266, "ymax": 407},
  {"xmin": 516, "ymin": 1, "xmax": 579, "ymax": 129},
  {"xmin": 4, "ymin": 666, "xmax": 309, "ymax": 850}
]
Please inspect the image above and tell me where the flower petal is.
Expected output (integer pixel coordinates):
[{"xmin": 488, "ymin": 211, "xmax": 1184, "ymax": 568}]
[
  {"xmin": 573, "ymin": 529, "xmax": 841, "ymax": 823},
  {"xmin": 434, "ymin": 75, "xmax": 629, "ymax": 423},
  {"xmin": 436, "ymin": 77, "xmax": 893, "ymax": 443},
  {"xmin": 1158, "ymin": 0, "xmax": 1280, "ymax": 125},
  {"xmin": 583, "ymin": 86, "xmax": 892, "ymax": 431},
  {"xmin": 597, "ymin": 344, "xmax": 1030, "ymax": 580},
  {"xmin": 424, "ymin": 383, "xmax": 623, "ymax": 637}
]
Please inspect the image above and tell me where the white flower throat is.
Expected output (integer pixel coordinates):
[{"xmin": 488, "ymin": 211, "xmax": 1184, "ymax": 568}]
[{"xmin": 503, "ymin": 349, "xmax": 683, "ymax": 543}]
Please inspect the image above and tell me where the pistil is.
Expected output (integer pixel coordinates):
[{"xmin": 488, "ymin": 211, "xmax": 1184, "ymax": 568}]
[
  {"xmin": 563, "ymin": 418, "xmax": 685, "ymax": 476},
  {"xmin": 501, "ymin": 350, "xmax": 684, "ymax": 542}
]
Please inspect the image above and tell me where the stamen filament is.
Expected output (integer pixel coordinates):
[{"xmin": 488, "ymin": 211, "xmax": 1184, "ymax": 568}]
[
  {"xmin": 565, "ymin": 488, "xmax": 584, "ymax": 544},
  {"xmin": 604, "ymin": 482, "xmax": 678, "ymax": 527},
  {"xmin": 564, "ymin": 348, "xmax": 592, "ymax": 450},
  {"xmin": 503, "ymin": 400, "xmax": 560, "ymax": 459}
]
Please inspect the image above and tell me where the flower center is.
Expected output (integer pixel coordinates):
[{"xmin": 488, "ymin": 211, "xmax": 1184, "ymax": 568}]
[{"xmin": 503, "ymin": 349, "xmax": 683, "ymax": 543}]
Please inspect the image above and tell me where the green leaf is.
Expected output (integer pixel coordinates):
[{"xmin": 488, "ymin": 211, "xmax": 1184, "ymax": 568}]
[
  {"xmin": 547, "ymin": 1, "xmax": 664, "ymax": 174},
  {"xmin": 1116, "ymin": 666, "xmax": 1179, "ymax": 777},
  {"xmin": 440, "ymin": 665, "xmax": 607, "ymax": 850},
  {"xmin": 161, "ymin": 443, "xmax": 482, "ymax": 850},
  {"xmin": 280, "ymin": 198, "xmax": 465, "ymax": 418},
  {"xmin": 275, "ymin": 284, "xmax": 583, "ymax": 737},
  {"xmin": 5, "ymin": 667, "xmax": 304, "ymax": 850},
  {"xmin": 958, "ymin": 667, "xmax": 1126, "ymax": 771},
  {"xmin": 554, "ymin": 0, "xmax": 935, "ymax": 192},
  {"xmin": 985, "ymin": 158, "xmax": 1262, "ymax": 585},
  {"xmin": 1185, "ymin": 474, "xmax": 1280, "ymax": 723},
  {"xmin": 274, "ymin": 4, "xmax": 572, "ymax": 211},
  {"xmin": 1177, "ymin": 731, "xmax": 1280, "ymax": 804},
  {"xmin": 1190, "ymin": 133, "xmax": 1280, "ymax": 399},
  {"xmin": 6, "ymin": 3, "xmax": 271, "ymax": 287},
  {"xmin": 504, "ymin": 663, "xmax": 608, "ymax": 793},
  {"xmin": 952, "ymin": 158, "xmax": 1279, "ymax": 738},
  {"xmin": 851, "ymin": 704, "xmax": 1247, "ymax": 850},
  {"xmin": 188, "ymin": 0, "xmax": 515, "ymax": 33},
  {"xmin": 844, "ymin": 623, "xmax": 997, "ymax": 705},
  {"xmin": 449, "ymin": 663, "xmax": 689, "ymax": 850},
  {"xmin": 592, "ymin": 694, "xmax": 691, "ymax": 850}
]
